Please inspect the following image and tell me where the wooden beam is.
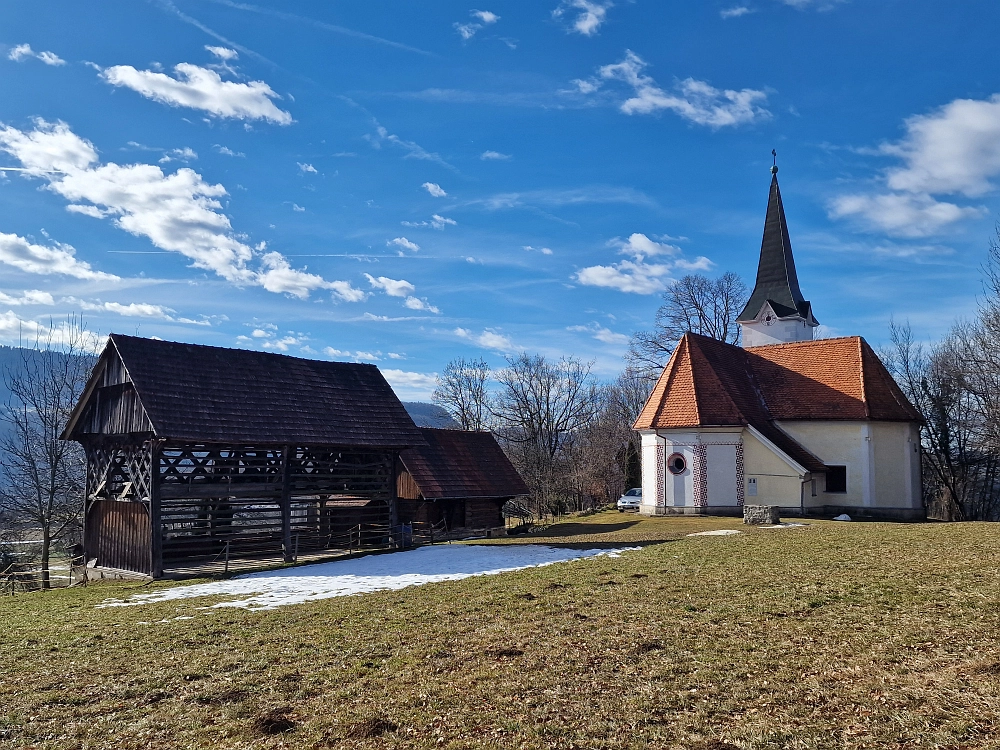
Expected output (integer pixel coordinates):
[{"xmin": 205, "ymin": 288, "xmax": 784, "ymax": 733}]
[
  {"xmin": 280, "ymin": 445, "xmax": 293, "ymax": 562},
  {"xmin": 149, "ymin": 440, "xmax": 163, "ymax": 578}
]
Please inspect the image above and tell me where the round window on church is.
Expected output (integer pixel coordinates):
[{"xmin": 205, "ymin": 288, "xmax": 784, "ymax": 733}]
[{"xmin": 667, "ymin": 453, "xmax": 687, "ymax": 475}]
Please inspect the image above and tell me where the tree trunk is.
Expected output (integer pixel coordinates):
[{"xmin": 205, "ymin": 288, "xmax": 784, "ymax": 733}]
[{"xmin": 40, "ymin": 528, "xmax": 51, "ymax": 590}]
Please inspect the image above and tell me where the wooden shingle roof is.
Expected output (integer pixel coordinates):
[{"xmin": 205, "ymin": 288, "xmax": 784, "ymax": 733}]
[
  {"xmin": 66, "ymin": 334, "xmax": 425, "ymax": 448},
  {"xmin": 400, "ymin": 428, "xmax": 529, "ymax": 500},
  {"xmin": 634, "ymin": 333, "xmax": 923, "ymax": 473}
]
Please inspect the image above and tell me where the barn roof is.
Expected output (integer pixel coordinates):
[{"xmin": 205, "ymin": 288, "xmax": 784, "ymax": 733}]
[
  {"xmin": 64, "ymin": 334, "xmax": 425, "ymax": 448},
  {"xmin": 634, "ymin": 333, "xmax": 923, "ymax": 473},
  {"xmin": 400, "ymin": 428, "xmax": 529, "ymax": 500}
]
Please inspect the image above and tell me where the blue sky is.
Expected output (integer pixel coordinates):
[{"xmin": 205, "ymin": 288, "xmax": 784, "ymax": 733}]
[{"xmin": 1, "ymin": 0, "xmax": 998, "ymax": 398}]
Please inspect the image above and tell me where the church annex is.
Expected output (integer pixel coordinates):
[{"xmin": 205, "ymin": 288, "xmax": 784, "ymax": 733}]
[{"xmin": 633, "ymin": 165, "xmax": 925, "ymax": 520}]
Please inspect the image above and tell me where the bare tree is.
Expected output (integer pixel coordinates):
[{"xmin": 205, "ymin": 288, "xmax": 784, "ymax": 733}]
[
  {"xmin": 628, "ymin": 272, "xmax": 748, "ymax": 374},
  {"xmin": 493, "ymin": 354, "xmax": 599, "ymax": 514},
  {"xmin": 0, "ymin": 318, "xmax": 95, "ymax": 588},
  {"xmin": 432, "ymin": 357, "xmax": 492, "ymax": 430}
]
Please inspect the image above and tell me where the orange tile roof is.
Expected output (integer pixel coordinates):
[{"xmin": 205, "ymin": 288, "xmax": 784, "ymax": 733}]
[
  {"xmin": 746, "ymin": 336, "xmax": 922, "ymax": 422},
  {"xmin": 634, "ymin": 332, "xmax": 923, "ymax": 473}
]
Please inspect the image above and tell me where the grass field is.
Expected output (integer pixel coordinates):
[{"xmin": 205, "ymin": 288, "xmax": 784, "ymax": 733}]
[{"xmin": 3, "ymin": 512, "xmax": 1000, "ymax": 749}]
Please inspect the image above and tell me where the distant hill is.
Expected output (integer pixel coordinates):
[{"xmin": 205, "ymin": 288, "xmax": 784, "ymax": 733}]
[{"xmin": 403, "ymin": 402, "xmax": 460, "ymax": 429}]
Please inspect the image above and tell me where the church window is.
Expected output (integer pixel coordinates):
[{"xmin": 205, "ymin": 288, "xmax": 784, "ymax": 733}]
[
  {"xmin": 826, "ymin": 466, "xmax": 847, "ymax": 493},
  {"xmin": 667, "ymin": 453, "xmax": 686, "ymax": 475}
]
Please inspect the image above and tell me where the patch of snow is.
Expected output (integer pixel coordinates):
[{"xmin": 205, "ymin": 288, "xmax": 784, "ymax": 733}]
[
  {"xmin": 760, "ymin": 523, "xmax": 808, "ymax": 529},
  {"xmin": 687, "ymin": 529, "xmax": 742, "ymax": 537},
  {"xmin": 832, "ymin": 514, "xmax": 852, "ymax": 521},
  {"xmin": 97, "ymin": 544, "xmax": 637, "ymax": 612}
]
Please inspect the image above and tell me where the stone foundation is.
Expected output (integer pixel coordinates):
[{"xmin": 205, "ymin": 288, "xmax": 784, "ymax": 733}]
[{"xmin": 743, "ymin": 505, "xmax": 780, "ymax": 525}]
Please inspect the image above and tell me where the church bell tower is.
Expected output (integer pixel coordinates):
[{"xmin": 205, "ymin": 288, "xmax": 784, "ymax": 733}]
[{"xmin": 737, "ymin": 160, "xmax": 818, "ymax": 347}]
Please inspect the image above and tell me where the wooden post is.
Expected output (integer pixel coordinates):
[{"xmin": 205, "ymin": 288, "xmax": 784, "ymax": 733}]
[
  {"xmin": 149, "ymin": 441, "xmax": 163, "ymax": 578},
  {"xmin": 389, "ymin": 453, "xmax": 399, "ymax": 537},
  {"xmin": 280, "ymin": 445, "xmax": 293, "ymax": 562}
]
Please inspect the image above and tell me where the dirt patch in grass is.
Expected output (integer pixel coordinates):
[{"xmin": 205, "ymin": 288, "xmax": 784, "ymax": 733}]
[
  {"xmin": 252, "ymin": 707, "xmax": 296, "ymax": 735},
  {"xmin": 343, "ymin": 716, "xmax": 398, "ymax": 738}
]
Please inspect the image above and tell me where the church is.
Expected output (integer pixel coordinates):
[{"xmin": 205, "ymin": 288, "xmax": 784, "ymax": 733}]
[{"xmin": 633, "ymin": 165, "xmax": 925, "ymax": 521}]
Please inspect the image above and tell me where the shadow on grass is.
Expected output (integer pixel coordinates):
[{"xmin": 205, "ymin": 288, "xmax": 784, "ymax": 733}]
[{"xmin": 531, "ymin": 520, "xmax": 641, "ymax": 537}]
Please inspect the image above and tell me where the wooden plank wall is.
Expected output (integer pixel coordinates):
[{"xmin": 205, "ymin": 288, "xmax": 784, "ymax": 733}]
[
  {"xmin": 465, "ymin": 499, "xmax": 505, "ymax": 529},
  {"xmin": 85, "ymin": 500, "xmax": 151, "ymax": 574}
]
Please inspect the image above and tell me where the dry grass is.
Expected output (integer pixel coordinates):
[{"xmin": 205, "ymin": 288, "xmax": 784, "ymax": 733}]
[{"xmin": 3, "ymin": 512, "xmax": 1000, "ymax": 749}]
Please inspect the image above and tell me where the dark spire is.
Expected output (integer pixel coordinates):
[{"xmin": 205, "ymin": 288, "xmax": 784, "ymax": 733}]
[{"xmin": 737, "ymin": 165, "xmax": 816, "ymax": 324}]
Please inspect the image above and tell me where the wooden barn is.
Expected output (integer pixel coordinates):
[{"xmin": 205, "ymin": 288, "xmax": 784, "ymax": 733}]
[
  {"xmin": 396, "ymin": 428, "xmax": 529, "ymax": 532},
  {"xmin": 61, "ymin": 335, "xmax": 425, "ymax": 578}
]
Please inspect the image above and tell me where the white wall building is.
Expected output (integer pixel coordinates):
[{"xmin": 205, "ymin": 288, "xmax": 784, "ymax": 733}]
[{"xmin": 633, "ymin": 167, "xmax": 924, "ymax": 520}]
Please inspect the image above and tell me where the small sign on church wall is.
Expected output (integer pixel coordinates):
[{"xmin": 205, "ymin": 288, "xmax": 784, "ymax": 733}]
[{"xmin": 747, "ymin": 477, "xmax": 758, "ymax": 496}]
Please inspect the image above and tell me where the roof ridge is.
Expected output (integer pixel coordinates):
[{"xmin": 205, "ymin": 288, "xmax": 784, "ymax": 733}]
[
  {"xmin": 687, "ymin": 334, "xmax": 751, "ymax": 426},
  {"xmin": 857, "ymin": 337, "xmax": 870, "ymax": 419},
  {"xmin": 109, "ymin": 333, "xmax": 380, "ymax": 369},
  {"xmin": 745, "ymin": 335, "xmax": 861, "ymax": 351}
]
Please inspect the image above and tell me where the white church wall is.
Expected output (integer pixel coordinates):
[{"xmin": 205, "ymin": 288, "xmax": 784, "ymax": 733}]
[
  {"xmin": 705, "ymin": 444, "xmax": 739, "ymax": 506},
  {"xmin": 776, "ymin": 421, "xmax": 868, "ymax": 507},
  {"xmin": 742, "ymin": 319, "xmax": 814, "ymax": 348},
  {"xmin": 639, "ymin": 432, "xmax": 662, "ymax": 514},
  {"xmin": 742, "ymin": 429, "xmax": 803, "ymax": 508},
  {"xmin": 871, "ymin": 421, "xmax": 923, "ymax": 510}
]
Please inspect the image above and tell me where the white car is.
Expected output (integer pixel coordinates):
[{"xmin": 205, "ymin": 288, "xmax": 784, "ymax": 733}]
[{"xmin": 617, "ymin": 487, "xmax": 642, "ymax": 512}]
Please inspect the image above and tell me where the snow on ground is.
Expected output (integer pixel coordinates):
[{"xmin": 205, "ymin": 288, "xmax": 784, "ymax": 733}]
[
  {"xmin": 687, "ymin": 529, "xmax": 742, "ymax": 536},
  {"xmin": 98, "ymin": 544, "xmax": 637, "ymax": 612}
]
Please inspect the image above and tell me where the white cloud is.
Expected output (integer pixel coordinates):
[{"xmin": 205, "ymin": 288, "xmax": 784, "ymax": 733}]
[
  {"xmin": 612, "ymin": 232, "xmax": 680, "ymax": 257},
  {"xmin": 159, "ymin": 147, "xmax": 197, "ymax": 163},
  {"xmin": 455, "ymin": 327, "xmax": 515, "ymax": 352},
  {"xmin": 381, "ymin": 369, "xmax": 438, "ymax": 400},
  {"xmin": 454, "ymin": 9, "xmax": 500, "ymax": 40},
  {"xmin": 576, "ymin": 51, "xmax": 770, "ymax": 128},
  {"xmin": 829, "ymin": 192, "xmax": 983, "ymax": 238},
  {"xmin": 431, "ymin": 214, "xmax": 457, "ymax": 229},
  {"xmin": 365, "ymin": 124, "xmax": 453, "ymax": 170},
  {"xmin": 0, "ymin": 119, "xmax": 359, "ymax": 299},
  {"xmin": 73, "ymin": 300, "xmax": 176, "ymax": 319},
  {"xmin": 262, "ymin": 335, "xmax": 305, "ymax": 352},
  {"xmin": 100, "ymin": 63, "xmax": 292, "ymax": 124},
  {"xmin": 480, "ymin": 150, "xmax": 511, "ymax": 160},
  {"xmin": 401, "ymin": 215, "xmax": 457, "ymax": 230},
  {"xmin": 388, "ymin": 352, "xmax": 405, "ymax": 360},
  {"xmin": 298, "ymin": 162, "xmax": 318, "ymax": 174},
  {"xmin": 829, "ymin": 94, "xmax": 1000, "ymax": 237},
  {"xmin": 388, "ymin": 237, "xmax": 420, "ymax": 252},
  {"xmin": 365, "ymin": 273, "xmax": 415, "ymax": 297},
  {"xmin": 205, "ymin": 46, "xmax": 239, "ymax": 61},
  {"xmin": 575, "ymin": 260, "xmax": 671, "ymax": 294},
  {"xmin": 720, "ymin": 6, "xmax": 754, "ymax": 18},
  {"xmin": 404, "ymin": 296, "xmax": 441, "ymax": 314},
  {"xmin": 291, "ymin": 203, "xmax": 305, "ymax": 212},
  {"xmin": 523, "ymin": 245, "xmax": 554, "ymax": 255},
  {"xmin": 780, "ymin": 0, "xmax": 845, "ymax": 9},
  {"xmin": 552, "ymin": 0, "xmax": 614, "ymax": 36},
  {"xmin": 7, "ymin": 44, "xmax": 65, "ymax": 66},
  {"xmin": 575, "ymin": 232, "xmax": 711, "ymax": 294},
  {"xmin": 0, "ymin": 310, "xmax": 103, "ymax": 348},
  {"xmin": 0, "ymin": 290, "xmax": 55, "ymax": 306},
  {"xmin": 422, "ymin": 181, "xmax": 447, "ymax": 197},
  {"xmin": 214, "ymin": 144, "xmax": 244, "ymax": 157},
  {"xmin": 0, "ymin": 231, "xmax": 118, "ymax": 281},
  {"xmin": 568, "ymin": 323, "xmax": 629, "ymax": 345},
  {"xmin": 259, "ymin": 252, "xmax": 365, "ymax": 301}
]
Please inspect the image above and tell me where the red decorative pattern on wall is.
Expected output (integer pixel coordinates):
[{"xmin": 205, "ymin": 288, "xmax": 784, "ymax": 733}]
[
  {"xmin": 735, "ymin": 441, "xmax": 746, "ymax": 507},
  {"xmin": 656, "ymin": 445, "xmax": 665, "ymax": 507},
  {"xmin": 693, "ymin": 444, "xmax": 708, "ymax": 507}
]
